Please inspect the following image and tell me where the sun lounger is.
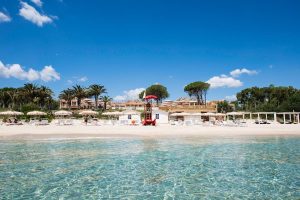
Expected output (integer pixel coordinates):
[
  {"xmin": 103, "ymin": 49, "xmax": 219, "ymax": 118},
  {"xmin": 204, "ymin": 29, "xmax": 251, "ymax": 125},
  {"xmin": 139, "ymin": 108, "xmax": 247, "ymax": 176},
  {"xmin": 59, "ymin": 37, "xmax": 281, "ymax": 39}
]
[
  {"xmin": 37, "ymin": 120, "xmax": 49, "ymax": 126},
  {"xmin": 184, "ymin": 120, "xmax": 193, "ymax": 126},
  {"xmin": 64, "ymin": 119, "xmax": 73, "ymax": 125}
]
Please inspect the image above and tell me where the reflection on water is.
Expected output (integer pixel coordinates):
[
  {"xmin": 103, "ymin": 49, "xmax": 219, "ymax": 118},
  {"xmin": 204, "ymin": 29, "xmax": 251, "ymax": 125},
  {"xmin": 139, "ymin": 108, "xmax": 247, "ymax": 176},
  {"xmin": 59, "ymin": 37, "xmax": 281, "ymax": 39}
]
[{"xmin": 0, "ymin": 136, "xmax": 299, "ymax": 199}]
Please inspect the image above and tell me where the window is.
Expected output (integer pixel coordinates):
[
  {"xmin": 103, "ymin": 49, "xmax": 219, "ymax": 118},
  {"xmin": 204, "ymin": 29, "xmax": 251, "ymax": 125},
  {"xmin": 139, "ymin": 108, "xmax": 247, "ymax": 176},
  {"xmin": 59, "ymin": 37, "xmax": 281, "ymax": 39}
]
[
  {"xmin": 128, "ymin": 115, "xmax": 132, "ymax": 120},
  {"xmin": 155, "ymin": 114, "xmax": 159, "ymax": 119}
]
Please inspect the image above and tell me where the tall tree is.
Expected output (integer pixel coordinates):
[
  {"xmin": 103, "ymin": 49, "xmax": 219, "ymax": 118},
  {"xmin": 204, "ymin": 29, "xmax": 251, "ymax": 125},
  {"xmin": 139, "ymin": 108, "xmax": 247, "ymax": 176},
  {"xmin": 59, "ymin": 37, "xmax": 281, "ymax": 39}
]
[
  {"xmin": 101, "ymin": 96, "xmax": 112, "ymax": 110},
  {"xmin": 72, "ymin": 85, "xmax": 87, "ymax": 109},
  {"xmin": 88, "ymin": 84, "xmax": 106, "ymax": 109},
  {"xmin": 236, "ymin": 85, "xmax": 300, "ymax": 112},
  {"xmin": 184, "ymin": 81, "xmax": 210, "ymax": 105},
  {"xmin": 59, "ymin": 89, "xmax": 74, "ymax": 110},
  {"xmin": 139, "ymin": 84, "xmax": 169, "ymax": 105},
  {"xmin": 22, "ymin": 83, "xmax": 38, "ymax": 103},
  {"xmin": 37, "ymin": 86, "xmax": 53, "ymax": 109},
  {"xmin": 217, "ymin": 101, "xmax": 234, "ymax": 113}
]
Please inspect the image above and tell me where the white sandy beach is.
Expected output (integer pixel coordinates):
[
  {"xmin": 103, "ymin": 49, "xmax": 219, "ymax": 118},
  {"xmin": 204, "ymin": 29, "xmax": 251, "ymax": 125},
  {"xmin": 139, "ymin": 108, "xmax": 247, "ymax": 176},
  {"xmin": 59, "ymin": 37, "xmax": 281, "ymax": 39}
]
[{"xmin": 0, "ymin": 122, "xmax": 300, "ymax": 140}]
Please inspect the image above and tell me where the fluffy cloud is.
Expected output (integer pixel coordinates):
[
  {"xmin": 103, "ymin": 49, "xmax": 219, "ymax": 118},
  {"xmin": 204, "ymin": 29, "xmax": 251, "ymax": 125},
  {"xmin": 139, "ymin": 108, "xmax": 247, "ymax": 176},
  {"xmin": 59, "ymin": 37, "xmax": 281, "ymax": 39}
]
[
  {"xmin": 19, "ymin": 2, "xmax": 53, "ymax": 27},
  {"xmin": 114, "ymin": 88, "xmax": 145, "ymax": 101},
  {"xmin": 31, "ymin": 0, "xmax": 43, "ymax": 7},
  {"xmin": 0, "ymin": 12, "xmax": 11, "ymax": 23},
  {"xmin": 0, "ymin": 61, "xmax": 60, "ymax": 82},
  {"xmin": 225, "ymin": 95, "xmax": 237, "ymax": 101},
  {"xmin": 230, "ymin": 68, "xmax": 257, "ymax": 77},
  {"xmin": 207, "ymin": 75, "xmax": 243, "ymax": 88}
]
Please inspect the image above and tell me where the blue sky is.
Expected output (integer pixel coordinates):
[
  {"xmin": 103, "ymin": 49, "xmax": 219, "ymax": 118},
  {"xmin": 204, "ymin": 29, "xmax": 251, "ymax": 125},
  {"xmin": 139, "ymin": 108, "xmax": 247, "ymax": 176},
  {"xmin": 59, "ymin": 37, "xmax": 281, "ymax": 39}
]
[{"xmin": 0, "ymin": 0, "xmax": 300, "ymax": 101}]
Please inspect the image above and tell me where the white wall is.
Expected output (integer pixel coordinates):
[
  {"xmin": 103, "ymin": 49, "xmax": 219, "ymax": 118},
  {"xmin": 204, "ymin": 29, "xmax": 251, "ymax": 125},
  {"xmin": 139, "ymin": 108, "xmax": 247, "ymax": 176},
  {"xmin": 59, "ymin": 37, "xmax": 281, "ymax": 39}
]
[
  {"xmin": 152, "ymin": 110, "xmax": 169, "ymax": 124},
  {"xmin": 119, "ymin": 114, "xmax": 141, "ymax": 124}
]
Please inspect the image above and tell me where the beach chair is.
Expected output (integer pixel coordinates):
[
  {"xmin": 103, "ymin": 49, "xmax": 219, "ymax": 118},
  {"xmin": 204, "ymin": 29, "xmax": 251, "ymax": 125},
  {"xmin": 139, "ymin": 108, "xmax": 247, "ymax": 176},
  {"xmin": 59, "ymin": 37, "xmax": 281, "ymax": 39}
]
[
  {"xmin": 38, "ymin": 119, "xmax": 49, "ymax": 126},
  {"xmin": 184, "ymin": 120, "xmax": 193, "ymax": 126},
  {"xmin": 169, "ymin": 120, "xmax": 176, "ymax": 125},
  {"xmin": 64, "ymin": 119, "xmax": 73, "ymax": 125}
]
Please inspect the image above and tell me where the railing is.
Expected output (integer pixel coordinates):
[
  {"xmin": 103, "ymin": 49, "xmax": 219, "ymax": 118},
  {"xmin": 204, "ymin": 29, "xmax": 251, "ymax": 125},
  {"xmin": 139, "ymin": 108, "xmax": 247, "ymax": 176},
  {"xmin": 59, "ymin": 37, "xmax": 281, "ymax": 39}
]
[{"xmin": 159, "ymin": 105, "xmax": 217, "ymax": 112}]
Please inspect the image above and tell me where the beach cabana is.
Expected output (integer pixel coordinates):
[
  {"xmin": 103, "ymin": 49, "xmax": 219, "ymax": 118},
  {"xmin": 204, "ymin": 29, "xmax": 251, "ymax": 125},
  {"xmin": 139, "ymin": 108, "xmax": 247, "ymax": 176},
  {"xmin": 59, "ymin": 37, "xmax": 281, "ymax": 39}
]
[
  {"xmin": 252, "ymin": 112, "xmax": 277, "ymax": 123},
  {"xmin": 226, "ymin": 112, "xmax": 244, "ymax": 120},
  {"xmin": 276, "ymin": 112, "xmax": 300, "ymax": 124}
]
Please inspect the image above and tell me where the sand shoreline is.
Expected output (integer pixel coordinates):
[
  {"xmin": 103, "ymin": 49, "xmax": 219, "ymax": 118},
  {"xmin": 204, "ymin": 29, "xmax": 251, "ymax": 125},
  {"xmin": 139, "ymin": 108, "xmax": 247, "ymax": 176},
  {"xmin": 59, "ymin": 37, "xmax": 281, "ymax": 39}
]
[{"xmin": 0, "ymin": 123, "xmax": 300, "ymax": 140}]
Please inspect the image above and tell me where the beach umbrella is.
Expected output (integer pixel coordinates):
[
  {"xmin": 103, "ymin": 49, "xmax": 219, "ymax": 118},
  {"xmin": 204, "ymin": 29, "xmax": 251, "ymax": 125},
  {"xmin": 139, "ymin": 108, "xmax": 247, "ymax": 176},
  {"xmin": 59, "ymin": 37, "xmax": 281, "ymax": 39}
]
[
  {"xmin": 54, "ymin": 110, "xmax": 72, "ymax": 116},
  {"xmin": 79, "ymin": 110, "xmax": 99, "ymax": 116},
  {"xmin": 27, "ymin": 111, "xmax": 47, "ymax": 116},
  {"xmin": 0, "ymin": 111, "xmax": 24, "ymax": 116}
]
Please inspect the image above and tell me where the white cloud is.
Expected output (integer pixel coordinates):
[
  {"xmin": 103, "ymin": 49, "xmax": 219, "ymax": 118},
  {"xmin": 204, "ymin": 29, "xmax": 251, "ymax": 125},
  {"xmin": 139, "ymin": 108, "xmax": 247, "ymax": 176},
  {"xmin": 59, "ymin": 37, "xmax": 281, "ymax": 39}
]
[
  {"xmin": 225, "ymin": 95, "xmax": 237, "ymax": 101},
  {"xmin": 40, "ymin": 66, "xmax": 60, "ymax": 81},
  {"xmin": 78, "ymin": 76, "xmax": 88, "ymax": 82},
  {"xmin": 230, "ymin": 68, "xmax": 257, "ymax": 77},
  {"xmin": 0, "ymin": 12, "xmax": 11, "ymax": 23},
  {"xmin": 19, "ymin": 2, "xmax": 54, "ymax": 27},
  {"xmin": 0, "ymin": 61, "xmax": 60, "ymax": 82},
  {"xmin": 114, "ymin": 88, "xmax": 145, "ymax": 101},
  {"xmin": 31, "ymin": 0, "xmax": 43, "ymax": 7},
  {"xmin": 207, "ymin": 75, "xmax": 243, "ymax": 88}
]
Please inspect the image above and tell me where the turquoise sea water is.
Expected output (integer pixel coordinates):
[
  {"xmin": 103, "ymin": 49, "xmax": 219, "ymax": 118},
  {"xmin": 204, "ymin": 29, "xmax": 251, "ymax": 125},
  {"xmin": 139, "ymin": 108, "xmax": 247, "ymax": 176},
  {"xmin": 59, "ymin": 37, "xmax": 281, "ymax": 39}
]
[{"xmin": 0, "ymin": 136, "xmax": 299, "ymax": 199}]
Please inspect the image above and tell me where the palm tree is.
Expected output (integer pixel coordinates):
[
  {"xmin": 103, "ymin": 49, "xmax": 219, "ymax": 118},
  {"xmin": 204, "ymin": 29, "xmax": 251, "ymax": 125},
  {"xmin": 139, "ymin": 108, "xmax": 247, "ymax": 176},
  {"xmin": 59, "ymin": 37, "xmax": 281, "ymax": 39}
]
[
  {"xmin": 22, "ymin": 83, "xmax": 39, "ymax": 103},
  {"xmin": 72, "ymin": 85, "xmax": 87, "ymax": 109},
  {"xmin": 59, "ymin": 89, "xmax": 74, "ymax": 110},
  {"xmin": 38, "ymin": 86, "xmax": 53, "ymax": 109},
  {"xmin": 88, "ymin": 84, "xmax": 106, "ymax": 110},
  {"xmin": 101, "ymin": 96, "xmax": 112, "ymax": 111}
]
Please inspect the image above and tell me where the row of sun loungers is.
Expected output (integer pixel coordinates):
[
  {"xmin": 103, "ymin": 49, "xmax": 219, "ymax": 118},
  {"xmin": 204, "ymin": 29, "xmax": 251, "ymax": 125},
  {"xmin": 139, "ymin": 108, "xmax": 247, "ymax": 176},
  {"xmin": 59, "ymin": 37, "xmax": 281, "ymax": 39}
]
[{"xmin": 170, "ymin": 120, "xmax": 248, "ymax": 127}]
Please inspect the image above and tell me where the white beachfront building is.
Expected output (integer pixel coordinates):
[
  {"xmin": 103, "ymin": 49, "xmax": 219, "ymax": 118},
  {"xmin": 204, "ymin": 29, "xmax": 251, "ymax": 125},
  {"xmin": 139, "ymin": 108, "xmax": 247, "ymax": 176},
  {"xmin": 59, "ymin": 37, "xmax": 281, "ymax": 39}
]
[
  {"xmin": 152, "ymin": 109, "xmax": 169, "ymax": 124},
  {"xmin": 119, "ymin": 110, "xmax": 141, "ymax": 125}
]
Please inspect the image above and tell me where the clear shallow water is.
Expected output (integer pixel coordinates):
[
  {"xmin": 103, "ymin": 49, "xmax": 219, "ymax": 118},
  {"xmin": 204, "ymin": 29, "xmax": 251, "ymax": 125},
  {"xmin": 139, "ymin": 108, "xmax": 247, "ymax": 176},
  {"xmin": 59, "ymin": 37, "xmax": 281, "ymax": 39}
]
[{"xmin": 0, "ymin": 136, "xmax": 299, "ymax": 199}]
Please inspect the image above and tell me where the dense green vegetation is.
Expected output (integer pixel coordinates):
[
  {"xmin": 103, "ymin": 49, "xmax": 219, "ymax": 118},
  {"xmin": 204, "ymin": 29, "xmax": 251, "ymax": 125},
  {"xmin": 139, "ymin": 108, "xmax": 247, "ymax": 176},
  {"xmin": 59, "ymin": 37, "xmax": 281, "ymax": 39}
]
[
  {"xmin": 217, "ymin": 101, "xmax": 234, "ymax": 113},
  {"xmin": 1, "ymin": 83, "xmax": 299, "ymax": 113},
  {"xmin": 0, "ymin": 83, "xmax": 58, "ymax": 112},
  {"xmin": 236, "ymin": 85, "xmax": 300, "ymax": 112},
  {"xmin": 59, "ymin": 84, "xmax": 109, "ymax": 110},
  {"xmin": 139, "ymin": 84, "xmax": 169, "ymax": 104},
  {"xmin": 184, "ymin": 81, "xmax": 210, "ymax": 105}
]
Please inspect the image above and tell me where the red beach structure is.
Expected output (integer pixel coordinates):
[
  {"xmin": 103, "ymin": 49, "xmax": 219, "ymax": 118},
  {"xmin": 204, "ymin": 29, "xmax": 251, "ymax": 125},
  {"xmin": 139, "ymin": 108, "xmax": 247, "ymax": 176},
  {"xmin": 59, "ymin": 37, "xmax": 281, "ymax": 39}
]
[{"xmin": 142, "ymin": 94, "xmax": 158, "ymax": 126}]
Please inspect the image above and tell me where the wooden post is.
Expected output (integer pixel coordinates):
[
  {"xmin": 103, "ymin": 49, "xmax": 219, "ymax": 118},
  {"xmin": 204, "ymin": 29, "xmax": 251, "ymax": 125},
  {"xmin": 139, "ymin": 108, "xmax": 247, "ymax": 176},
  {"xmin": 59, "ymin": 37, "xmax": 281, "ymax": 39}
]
[
  {"xmin": 297, "ymin": 114, "xmax": 300, "ymax": 124},
  {"xmin": 274, "ymin": 113, "xmax": 277, "ymax": 123},
  {"xmin": 250, "ymin": 113, "xmax": 252, "ymax": 120},
  {"xmin": 283, "ymin": 114, "xmax": 286, "ymax": 124}
]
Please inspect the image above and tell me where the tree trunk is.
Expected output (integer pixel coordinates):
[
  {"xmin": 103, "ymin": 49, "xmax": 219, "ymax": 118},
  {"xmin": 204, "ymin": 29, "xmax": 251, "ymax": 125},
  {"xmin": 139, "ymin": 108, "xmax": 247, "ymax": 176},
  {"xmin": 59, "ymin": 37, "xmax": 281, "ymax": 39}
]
[
  {"xmin": 95, "ymin": 96, "xmax": 98, "ymax": 109},
  {"xmin": 196, "ymin": 94, "xmax": 201, "ymax": 105},
  {"xmin": 77, "ymin": 98, "xmax": 81, "ymax": 110}
]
